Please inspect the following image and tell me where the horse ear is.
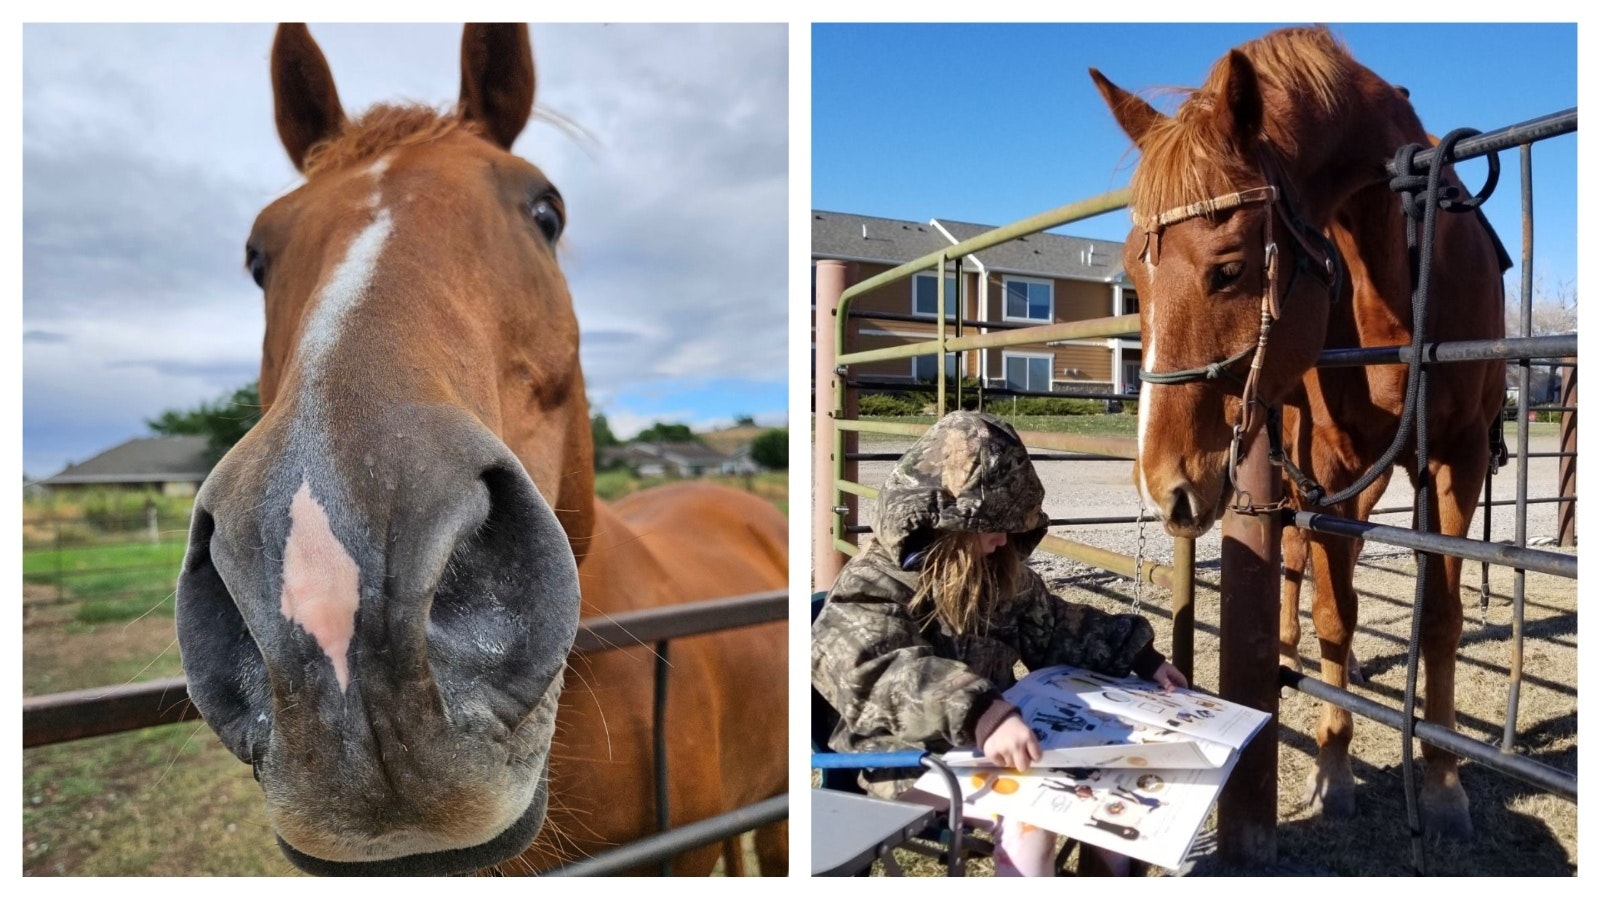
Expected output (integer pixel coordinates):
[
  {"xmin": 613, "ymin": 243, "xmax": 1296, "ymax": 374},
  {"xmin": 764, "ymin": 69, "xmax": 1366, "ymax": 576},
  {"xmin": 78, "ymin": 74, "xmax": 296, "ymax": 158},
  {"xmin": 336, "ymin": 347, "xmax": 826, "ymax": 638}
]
[
  {"xmin": 1089, "ymin": 67, "xmax": 1165, "ymax": 145},
  {"xmin": 459, "ymin": 24, "xmax": 535, "ymax": 150},
  {"xmin": 1215, "ymin": 50, "xmax": 1263, "ymax": 149},
  {"xmin": 271, "ymin": 24, "xmax": 346, "ymax": 173}
]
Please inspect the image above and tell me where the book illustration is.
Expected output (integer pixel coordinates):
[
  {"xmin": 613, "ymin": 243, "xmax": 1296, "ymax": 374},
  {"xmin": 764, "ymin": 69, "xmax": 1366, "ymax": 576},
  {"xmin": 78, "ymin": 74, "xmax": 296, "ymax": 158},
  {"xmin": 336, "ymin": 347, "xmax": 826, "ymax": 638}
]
[{"xmin": 913, "ymin": 664, "xmax": 1267, "ymax": 870}]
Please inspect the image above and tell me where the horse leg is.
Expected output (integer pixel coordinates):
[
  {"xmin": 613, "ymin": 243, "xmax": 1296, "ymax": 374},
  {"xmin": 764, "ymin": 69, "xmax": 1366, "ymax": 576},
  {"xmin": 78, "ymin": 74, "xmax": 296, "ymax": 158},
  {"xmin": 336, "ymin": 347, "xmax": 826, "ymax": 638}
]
[
  {"xmin": 1412, "ymin": 452, "xmax": 1482, "ymax": 840},
  {"xmin": 1279, "ymin": 523, "xmax": 1308, "ymax": 674},
  {"xmin": 751, "ymin": 820, "xmax": 789, "ymax": 876},
  {"xmin": 1303, "ymin": 530, "xmax": 1360, "ymax": 819}
]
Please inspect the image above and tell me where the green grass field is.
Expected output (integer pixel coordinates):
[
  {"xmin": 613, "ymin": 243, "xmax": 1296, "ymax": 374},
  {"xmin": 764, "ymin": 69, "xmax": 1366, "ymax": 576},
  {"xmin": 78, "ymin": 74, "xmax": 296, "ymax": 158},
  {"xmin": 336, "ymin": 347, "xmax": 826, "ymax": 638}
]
[{"xmin": 23, "ymin": 538, "xmax": 186, "ymax": 624}]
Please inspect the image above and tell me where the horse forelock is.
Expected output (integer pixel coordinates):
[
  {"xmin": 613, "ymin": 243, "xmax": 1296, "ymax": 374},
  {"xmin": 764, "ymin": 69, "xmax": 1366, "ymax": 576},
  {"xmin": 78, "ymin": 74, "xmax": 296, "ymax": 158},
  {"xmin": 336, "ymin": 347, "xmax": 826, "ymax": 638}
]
[
  {"xmin": 1128, "ymin": 25, "xmax": 1356, "ymax": 224},
  {"xmin": 302, "ymin": 103, "xmax": 489, "ymax": 177}
]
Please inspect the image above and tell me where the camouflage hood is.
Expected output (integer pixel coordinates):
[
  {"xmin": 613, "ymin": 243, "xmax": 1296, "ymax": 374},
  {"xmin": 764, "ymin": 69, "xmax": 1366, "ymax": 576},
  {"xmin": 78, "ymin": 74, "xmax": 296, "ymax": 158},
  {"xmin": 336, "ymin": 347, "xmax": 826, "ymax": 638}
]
[{"xmin": 873, "ymin": 411, "xmax": 1049, "ymax": 563}]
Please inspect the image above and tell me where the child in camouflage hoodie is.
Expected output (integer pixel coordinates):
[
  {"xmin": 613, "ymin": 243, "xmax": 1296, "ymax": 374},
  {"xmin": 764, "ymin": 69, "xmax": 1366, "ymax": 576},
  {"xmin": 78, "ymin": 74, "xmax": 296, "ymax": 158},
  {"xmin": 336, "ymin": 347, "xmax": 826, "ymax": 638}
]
[{"xmin": 812, "ymin": 410, "xmax": 1186, "ymax": 876}]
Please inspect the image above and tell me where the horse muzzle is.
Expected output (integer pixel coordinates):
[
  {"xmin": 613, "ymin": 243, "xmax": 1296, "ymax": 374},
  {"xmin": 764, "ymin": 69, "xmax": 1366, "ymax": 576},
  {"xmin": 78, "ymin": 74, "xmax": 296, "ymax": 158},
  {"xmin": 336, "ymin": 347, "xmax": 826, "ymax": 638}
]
[{"xmin": 174, "ymin": 403, "xmax": 581, "ymax": 873}]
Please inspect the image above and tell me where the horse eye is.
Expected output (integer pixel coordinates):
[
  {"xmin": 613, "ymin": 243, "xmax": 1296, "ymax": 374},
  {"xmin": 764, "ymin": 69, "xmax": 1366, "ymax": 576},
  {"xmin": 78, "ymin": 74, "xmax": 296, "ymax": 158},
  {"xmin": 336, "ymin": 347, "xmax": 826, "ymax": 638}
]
[
  {"xmin": 1209, "ymin": 260, "xmax": 1245, "ymax": 292},
  {"xmin": 527, "ymin": 191, "xmax": 564, "ymax": 244},
  {"xmin": 245, "ymin": 244, "xmax": 267, "ymax": 289}
]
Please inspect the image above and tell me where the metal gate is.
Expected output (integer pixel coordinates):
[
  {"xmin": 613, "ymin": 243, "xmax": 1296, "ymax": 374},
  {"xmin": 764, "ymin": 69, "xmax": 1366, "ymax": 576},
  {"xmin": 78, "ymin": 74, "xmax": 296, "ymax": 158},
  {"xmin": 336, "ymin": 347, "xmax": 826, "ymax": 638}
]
[{"xmin": 813, "ymin": 109, "xmax": 1576, "ymax": 872}]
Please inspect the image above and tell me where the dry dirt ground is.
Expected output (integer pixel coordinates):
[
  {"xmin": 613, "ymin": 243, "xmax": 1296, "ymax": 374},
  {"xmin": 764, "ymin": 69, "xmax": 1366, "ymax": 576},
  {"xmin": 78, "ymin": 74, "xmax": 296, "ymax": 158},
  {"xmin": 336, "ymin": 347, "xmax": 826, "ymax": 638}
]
[{"xmin": 842, "ymin": 430, "xmax": 1576, "ymax": 876}]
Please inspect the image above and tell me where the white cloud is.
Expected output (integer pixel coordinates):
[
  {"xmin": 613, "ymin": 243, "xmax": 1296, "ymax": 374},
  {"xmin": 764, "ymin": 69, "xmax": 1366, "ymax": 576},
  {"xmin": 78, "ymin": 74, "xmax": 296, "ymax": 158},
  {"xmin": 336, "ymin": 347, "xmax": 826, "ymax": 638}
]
[{"xmin": 22, "ymin": 23, "xmax": 788, "ymax": 475}]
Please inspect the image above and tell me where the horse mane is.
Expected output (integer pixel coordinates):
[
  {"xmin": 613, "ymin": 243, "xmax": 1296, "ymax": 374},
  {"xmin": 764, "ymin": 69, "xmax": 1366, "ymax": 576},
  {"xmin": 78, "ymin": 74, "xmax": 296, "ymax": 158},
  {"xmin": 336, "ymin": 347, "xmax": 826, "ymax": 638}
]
[
  {"xmin": 302, "ymin": 103, "xmax": 488, "ymax": 176},
  {"xmin": 1129, "ymin": 25, "xmax": 1357, "ymax": 222}
]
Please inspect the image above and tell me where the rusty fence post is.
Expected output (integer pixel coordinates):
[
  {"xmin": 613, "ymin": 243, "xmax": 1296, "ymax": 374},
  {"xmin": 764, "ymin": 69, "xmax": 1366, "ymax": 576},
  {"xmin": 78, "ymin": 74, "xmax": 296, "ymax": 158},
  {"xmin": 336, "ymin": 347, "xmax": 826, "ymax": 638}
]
[{"xmin": 1217, "ymin": 421, "xmax": 1281, "ymax": 867}]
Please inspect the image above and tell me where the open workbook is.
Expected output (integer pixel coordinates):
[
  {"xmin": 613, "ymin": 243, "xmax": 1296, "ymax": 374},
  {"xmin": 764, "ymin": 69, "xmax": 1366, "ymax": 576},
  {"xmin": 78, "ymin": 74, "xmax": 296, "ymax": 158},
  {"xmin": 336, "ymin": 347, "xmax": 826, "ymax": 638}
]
[{"xmin": 912, "ymin": 663, "xmax": 1270, "ymax": 871}]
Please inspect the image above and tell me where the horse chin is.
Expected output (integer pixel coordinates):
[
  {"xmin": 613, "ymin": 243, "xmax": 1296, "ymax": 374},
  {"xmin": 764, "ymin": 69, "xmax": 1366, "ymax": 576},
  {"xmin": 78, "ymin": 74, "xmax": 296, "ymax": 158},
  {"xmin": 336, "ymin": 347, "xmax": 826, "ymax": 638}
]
[
  {"xmin": 273, "ymin": 768, "xmax": 550, "ymax": 876},
  {"xmin": 1162, "ymin": 516, "xmax": 1216, "ymax": 541},
  {"xmin": 261, "ymin": 677, "xmax": 564, "ymax": 876}
]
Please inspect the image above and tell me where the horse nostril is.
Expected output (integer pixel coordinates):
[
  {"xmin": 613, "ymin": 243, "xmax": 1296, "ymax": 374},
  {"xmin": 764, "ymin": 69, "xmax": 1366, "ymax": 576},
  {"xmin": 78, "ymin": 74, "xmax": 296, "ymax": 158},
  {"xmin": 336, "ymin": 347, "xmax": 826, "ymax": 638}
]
[
  {"xmin": 1168, "ymin": 489, "xmax": 1194, "ymax": 526},
  {"xmin": 423, "ymin": 462, "xmax": 580, "ymax": 722}
]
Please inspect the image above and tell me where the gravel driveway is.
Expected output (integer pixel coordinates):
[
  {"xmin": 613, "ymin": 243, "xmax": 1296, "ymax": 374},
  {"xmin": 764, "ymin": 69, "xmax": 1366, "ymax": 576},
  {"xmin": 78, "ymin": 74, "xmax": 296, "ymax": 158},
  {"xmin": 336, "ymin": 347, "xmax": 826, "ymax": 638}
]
[{"xmin": 849, "ymin": 429, "xmax": 1570, "ymax": 578}]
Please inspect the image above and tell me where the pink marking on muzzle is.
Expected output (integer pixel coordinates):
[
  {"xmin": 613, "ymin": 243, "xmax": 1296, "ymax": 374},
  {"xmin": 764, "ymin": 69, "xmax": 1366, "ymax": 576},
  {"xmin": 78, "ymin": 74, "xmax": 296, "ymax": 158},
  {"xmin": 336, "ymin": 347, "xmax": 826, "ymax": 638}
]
[{"xmin": 280, "ymin": 480, "xmax": 361, "ymax": 692}]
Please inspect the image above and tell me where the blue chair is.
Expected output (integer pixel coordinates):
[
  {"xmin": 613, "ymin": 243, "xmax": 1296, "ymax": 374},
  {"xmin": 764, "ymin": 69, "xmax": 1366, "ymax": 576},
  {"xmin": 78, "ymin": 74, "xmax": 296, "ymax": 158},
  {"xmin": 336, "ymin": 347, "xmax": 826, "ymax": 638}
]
[{"xmin": 810, "ymin": 591, "xmax": 983, "ymax": 876}]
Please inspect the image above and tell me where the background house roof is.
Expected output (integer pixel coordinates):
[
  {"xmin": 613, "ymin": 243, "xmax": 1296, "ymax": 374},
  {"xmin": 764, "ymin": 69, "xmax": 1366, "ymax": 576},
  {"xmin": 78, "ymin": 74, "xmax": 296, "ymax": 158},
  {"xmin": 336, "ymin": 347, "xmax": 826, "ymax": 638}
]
[
  {"xmin": 934, "ymin": 219, "xmax": 1129, "ymax": 283},
  {"xmin": 41, "ymin": 435, "xmax": 211, "ymax": 485},
  {"xmin": 812, "ymin": 209, "xmax": 1130, "ymax": 283},
  {"xmin": 811, "ymin": 210, "xmax": 954, "ymax": 266}
]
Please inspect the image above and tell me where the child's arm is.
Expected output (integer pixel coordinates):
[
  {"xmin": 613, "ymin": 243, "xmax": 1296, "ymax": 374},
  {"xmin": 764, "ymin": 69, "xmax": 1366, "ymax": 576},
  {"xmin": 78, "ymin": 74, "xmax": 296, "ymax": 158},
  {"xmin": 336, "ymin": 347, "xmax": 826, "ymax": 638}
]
[
  {"xmin": 1008, "ymin": 569, "xmax": 1168, "ymax": 679},
  {"xmin": 812, "ymin": 592, "xmax": 1006, "ymax": 751}
]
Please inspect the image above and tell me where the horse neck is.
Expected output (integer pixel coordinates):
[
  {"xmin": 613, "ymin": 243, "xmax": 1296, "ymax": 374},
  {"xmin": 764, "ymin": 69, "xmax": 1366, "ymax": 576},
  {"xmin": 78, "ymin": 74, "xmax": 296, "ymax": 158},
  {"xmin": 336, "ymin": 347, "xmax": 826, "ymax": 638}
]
[
  {"xmin": 1265, "ymin": 75, "xmax": 1433, "ymax": 336},
  {"xmin": 1264, "ymin": 68, "xmax": 1427, "ymax": 238}
]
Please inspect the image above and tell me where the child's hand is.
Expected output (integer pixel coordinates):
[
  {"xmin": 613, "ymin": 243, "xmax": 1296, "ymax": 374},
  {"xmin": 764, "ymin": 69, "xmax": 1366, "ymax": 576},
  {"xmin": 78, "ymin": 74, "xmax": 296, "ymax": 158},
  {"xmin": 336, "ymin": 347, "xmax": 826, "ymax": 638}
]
[
  {"xmin": 981, "ymin": 713, "xmax": 1041, "ymax": 771},
  {"xmin": 1151, "ymin": 660, "xmax": 1189, "ymax": 691}
]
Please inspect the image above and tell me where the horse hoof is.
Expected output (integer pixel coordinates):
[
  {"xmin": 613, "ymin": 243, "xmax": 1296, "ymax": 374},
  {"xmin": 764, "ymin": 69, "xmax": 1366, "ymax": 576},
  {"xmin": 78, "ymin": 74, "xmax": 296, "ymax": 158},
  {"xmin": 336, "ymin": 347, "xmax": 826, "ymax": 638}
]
[
  {"xmin": 1304, "ymin": 770, "xmax": 1356, "ymax": 819},
  {"xmin": 1420, "ymin": 785, "xmax": 1473, "ymax": 841},
  {"xmin": 1278, "ymin": 654, "xmax": 1301, "ymax": 699}
]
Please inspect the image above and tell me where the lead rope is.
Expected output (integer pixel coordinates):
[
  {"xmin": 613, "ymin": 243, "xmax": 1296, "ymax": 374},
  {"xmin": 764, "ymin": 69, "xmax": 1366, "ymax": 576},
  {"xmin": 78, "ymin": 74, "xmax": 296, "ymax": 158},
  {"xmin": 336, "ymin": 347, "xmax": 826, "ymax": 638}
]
[{"xmin": 1389, "ymin": 126, "xmax": 1491, "ymax": 877}]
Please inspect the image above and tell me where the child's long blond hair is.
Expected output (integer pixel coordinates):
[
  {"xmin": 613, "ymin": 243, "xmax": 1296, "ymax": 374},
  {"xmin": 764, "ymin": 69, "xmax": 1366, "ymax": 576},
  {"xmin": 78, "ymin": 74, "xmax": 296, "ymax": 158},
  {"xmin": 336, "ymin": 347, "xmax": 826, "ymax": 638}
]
[{"xmin": 907, "ymin": 531, "xmax": 1019, "ymax": 637}]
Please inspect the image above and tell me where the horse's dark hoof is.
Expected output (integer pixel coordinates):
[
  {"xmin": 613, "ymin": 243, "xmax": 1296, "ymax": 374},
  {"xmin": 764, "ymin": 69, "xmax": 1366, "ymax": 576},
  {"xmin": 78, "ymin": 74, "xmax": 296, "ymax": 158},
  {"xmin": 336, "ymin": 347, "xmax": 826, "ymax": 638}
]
[
  {"xmin": 1346, "ymin": 656, "xmax": 1367, "ymax": 686},
  {"xmin": 1304, "ymin": 769, "xmax": 1356, "ymax": 819},
  {"xmin": 1420, "ymin": 784, "xmax": 1473, "ymax": 841},
  {"xmin": 1279, "ymin": 654, "xmax": 1301, "ymax": 699}
]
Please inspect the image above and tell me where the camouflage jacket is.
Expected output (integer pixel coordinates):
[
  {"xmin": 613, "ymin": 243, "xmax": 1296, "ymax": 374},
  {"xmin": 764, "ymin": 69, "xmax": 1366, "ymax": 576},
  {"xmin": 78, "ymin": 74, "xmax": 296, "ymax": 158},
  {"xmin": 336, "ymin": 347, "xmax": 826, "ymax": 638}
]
[{"xmin": 811, "ymin": 411, "xmax": 1160, "ymax": 796}]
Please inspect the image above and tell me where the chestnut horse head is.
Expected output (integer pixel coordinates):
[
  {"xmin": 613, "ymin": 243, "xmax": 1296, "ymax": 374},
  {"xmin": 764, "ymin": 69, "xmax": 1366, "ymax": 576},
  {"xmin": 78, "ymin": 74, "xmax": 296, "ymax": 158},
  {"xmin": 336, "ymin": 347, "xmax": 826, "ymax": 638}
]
[
  {"xmin": 1089, "ymin": 28, "xmax": 1375, "ymax": 536},
  {"xmin": 176, "ymin": 24, "xmax": 591, "ymax": 873}
]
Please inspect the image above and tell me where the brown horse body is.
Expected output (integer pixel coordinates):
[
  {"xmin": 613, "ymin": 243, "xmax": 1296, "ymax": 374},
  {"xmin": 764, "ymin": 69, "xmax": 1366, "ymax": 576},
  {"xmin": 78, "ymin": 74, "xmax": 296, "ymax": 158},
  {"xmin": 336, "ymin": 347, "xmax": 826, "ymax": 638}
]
[
  {"xmin": 175, "ymin": 24, "xmax": 785, "ymax": 875},
  {"xmin": 1092, "ymin": 26, "xmax": 1503, "ymax": 838}
]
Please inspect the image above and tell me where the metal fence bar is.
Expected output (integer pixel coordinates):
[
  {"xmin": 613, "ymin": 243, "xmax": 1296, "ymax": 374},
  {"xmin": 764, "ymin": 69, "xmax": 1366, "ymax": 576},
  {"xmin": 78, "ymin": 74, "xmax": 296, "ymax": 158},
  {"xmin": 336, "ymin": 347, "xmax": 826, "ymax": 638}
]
[
  {"xmin": 1280, "ymin": 669, "xmax": 1575, "ymax": 802},
  {"xmin": 23, "ymin": 590, "xmax": 788, "ymax": 748},
  {"xmin": 1287, "ymin": 511, "xmax": 1575, "ymax": 579},
  {"xmin": 1314, "ymin": 333, "xmax": 1576, "ymax": 368},
  {"xmin": 541, "ymin": 795, "xmax": 790, "ymax": 877},
  {"xmin": 1382, "ymin": 109, "xmax": 1576, "ymax": 174}
]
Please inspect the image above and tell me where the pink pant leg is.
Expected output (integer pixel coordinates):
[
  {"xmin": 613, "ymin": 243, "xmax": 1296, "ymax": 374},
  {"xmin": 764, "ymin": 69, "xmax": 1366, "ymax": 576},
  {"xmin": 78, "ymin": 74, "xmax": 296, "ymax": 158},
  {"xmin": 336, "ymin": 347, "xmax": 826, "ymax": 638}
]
[{"xmin": 990, "ymin": 816, "xmax": 1058, "ymax": 877}]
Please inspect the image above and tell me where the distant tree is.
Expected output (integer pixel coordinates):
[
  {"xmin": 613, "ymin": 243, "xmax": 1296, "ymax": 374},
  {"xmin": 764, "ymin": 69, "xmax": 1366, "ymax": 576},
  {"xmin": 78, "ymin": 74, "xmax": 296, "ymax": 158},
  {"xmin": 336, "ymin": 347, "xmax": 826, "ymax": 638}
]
[
  {"xmin": 591, "ymin": 410, "xmax": 620, "ymax": 468},
  {"xmin": 147, "ymin": 381, "xmax": 262, "ymax": 464},
  {"xmin": 635, "ymin": 422, "xmax": 697, "ymax": 444},
  {"xmin": 1504, "ymin": 275, "xmax": 1578, "ymax": 402},
  {"xmin": 734, "ymin": 414, "xmax": 757, "ymax": 427},
  {"xmin": 1506, "ymin": 274, "xmax": 1577, "ymax": 337},
  {"xmin": 750, "ymin": 428, "xmax": 788, "ymax": 470}
]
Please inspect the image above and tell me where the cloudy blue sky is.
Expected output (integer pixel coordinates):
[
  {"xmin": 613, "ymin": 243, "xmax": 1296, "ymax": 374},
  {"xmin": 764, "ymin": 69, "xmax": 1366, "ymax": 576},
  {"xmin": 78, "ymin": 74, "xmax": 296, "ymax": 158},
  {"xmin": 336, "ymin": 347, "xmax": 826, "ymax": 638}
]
[
  {"xmin": 22, "ymin": 23, "xmax": 788, "ymax": 478},
  {"xmin": 814, "ymin": 23, "xmax": 1577, "ymax": 296}
]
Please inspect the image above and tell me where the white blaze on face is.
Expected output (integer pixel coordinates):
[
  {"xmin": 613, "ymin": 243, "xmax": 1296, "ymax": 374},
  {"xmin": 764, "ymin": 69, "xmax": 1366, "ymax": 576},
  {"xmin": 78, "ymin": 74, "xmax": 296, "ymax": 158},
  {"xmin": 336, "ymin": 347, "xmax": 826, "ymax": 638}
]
[
  {"xmin": 1136, "ymin": 330, "xmax": 1157, "ymax": 510},
  {"xmin": 296, "ymin": 155, "xmax": 394, "ymax": 380},
  {"xmin": 280, "ymin": 480, "xmax": 361, "ymax": 692}
]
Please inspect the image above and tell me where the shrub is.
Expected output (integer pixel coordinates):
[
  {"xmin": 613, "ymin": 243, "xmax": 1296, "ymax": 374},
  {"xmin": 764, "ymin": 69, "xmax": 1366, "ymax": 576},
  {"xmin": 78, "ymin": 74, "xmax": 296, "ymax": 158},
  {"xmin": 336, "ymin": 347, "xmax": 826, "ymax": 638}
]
[
  {"xmin": 859, "ymin": 392, "xmax": 926, "ymax": 417},
  {"xmin": 751, "ymin": 429, "xmax": 788, "ymax": 470}
]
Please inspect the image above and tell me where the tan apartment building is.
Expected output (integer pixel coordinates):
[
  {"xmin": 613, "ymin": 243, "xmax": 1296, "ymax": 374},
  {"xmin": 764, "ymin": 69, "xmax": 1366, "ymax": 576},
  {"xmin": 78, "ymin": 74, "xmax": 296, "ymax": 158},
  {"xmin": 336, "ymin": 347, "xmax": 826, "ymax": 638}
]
[{"xmin": 812, "ymin": 210, "xmax": 1142, "ymax": 400}]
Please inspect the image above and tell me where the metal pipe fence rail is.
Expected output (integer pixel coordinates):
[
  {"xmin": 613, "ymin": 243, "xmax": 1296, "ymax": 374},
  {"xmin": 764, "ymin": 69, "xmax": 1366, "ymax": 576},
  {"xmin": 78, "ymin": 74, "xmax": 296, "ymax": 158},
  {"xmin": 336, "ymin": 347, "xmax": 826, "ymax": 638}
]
[
  {"xmin": 814, "ymin": 105, "xmax": 1576, "ymax": 874},
  {"xmin": 22, "ymin": 589, "xmax": 789, "ymax": 877}
]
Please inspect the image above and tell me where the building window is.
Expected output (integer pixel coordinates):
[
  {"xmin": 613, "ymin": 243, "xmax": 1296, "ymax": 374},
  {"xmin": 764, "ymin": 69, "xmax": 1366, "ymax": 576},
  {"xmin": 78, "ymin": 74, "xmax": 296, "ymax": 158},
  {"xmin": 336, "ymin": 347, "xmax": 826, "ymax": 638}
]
[
  {"xmin": 912, "ymin": 352, "xmax": 961, "ymax": 383},
  {"xmin": 1123, "ymin": 361, "xmax": 1142, "ymax": 395},
  {"xmin": 1003, "ymin": 277, "xmax": 1052, "ymax": 322},
  {"xmin": 913, "ymin": 272, "xmax": 958, "ymax": 318},
  {"xmin": 1122, "ymin": 287, "xmax": 1139, "ymax": 316},
  {"xmin": 1003, "ymin": 352, "xmax": 1052, "ymax": 393}
]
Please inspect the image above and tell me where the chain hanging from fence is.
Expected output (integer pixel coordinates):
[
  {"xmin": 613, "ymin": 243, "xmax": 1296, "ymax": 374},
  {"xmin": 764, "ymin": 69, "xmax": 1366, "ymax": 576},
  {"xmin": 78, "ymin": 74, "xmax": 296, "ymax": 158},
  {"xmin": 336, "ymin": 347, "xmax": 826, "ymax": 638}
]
[{"xmin": 1130, "ymin": 501, "xmax": 1149, "ymax": 612}]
